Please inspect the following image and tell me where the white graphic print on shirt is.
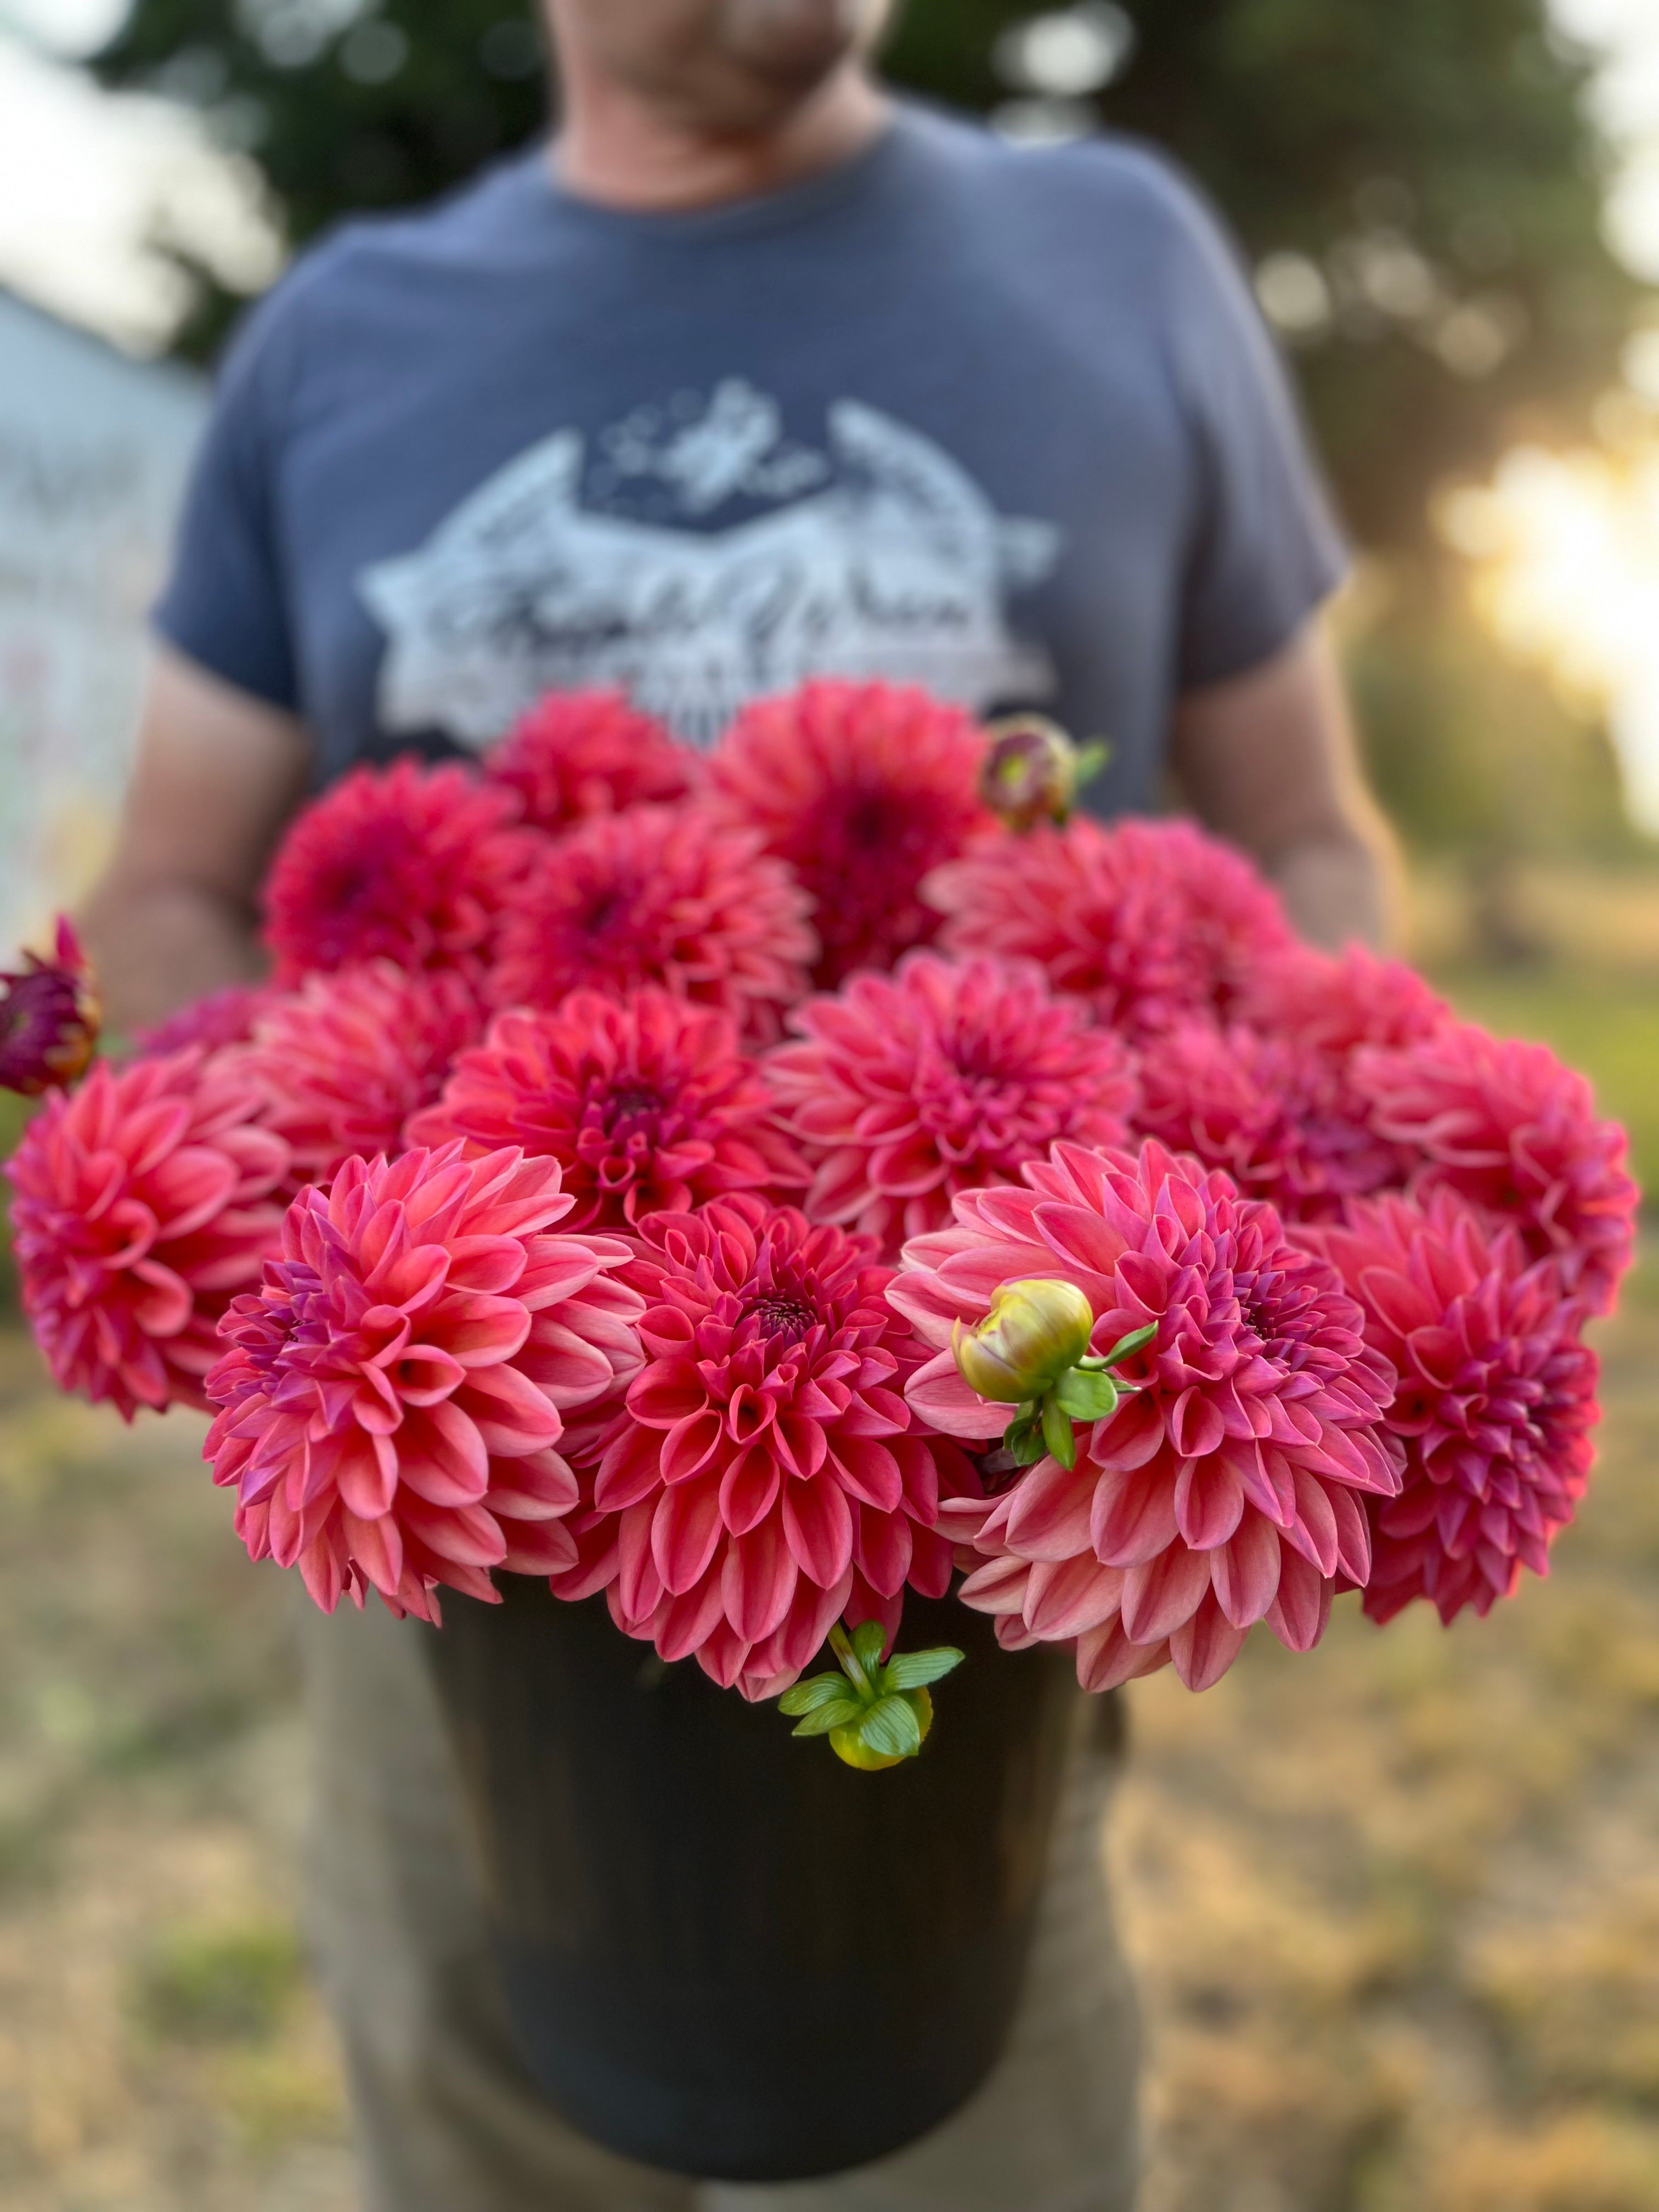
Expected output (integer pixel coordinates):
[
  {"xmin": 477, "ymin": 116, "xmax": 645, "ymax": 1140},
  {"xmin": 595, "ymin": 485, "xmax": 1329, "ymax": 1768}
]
[{"xmin": 358, "ymin": 381, "xmax": 1062, "ymax": 749}]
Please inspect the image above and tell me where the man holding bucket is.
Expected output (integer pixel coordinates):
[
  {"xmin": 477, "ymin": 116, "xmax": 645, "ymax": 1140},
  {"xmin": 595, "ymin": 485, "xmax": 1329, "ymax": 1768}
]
[{"xmin": 84, "ymin": 1, "xmax": 1393, "ymax": 2203}]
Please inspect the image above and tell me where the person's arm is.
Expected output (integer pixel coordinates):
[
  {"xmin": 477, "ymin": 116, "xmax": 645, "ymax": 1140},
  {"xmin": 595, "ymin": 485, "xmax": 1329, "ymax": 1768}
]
[
  {"xmin": 81, "ymin": 646, "xmax": 313, "ymax": 1033},
  {"xmin": 1170, "ymin": 618, "xmax": 1398, "ymax": 952}
]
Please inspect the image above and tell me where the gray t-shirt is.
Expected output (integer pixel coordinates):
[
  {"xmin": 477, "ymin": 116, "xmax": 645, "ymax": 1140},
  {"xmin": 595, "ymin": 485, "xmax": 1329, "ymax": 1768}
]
[{"xmin": 156, "ymin": 102, "xmax": 1344, "ymax": 810}]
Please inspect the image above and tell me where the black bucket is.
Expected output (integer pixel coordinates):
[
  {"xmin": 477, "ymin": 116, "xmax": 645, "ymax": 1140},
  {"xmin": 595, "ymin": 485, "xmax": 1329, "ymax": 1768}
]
[{"xmin": 422, "ymin": 1576, "xmax": 1081, "ymax": 2182}]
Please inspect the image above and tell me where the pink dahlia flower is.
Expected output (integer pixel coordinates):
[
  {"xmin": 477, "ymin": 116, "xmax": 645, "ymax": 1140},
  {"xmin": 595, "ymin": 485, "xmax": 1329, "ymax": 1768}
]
[
  {"xmin": 262, "ymin": 758, "xmax": 538, "ymax": 985},
  {"xmin": 1310, "ymin": 1190, "xmax": 1599, "ymax": 1624},
  {"xmin": 485, "ymin": 688, "xmax": 697, "ymax": 833},
  {"xmin": 488, "ymin": 804, "xmax": 816, "ymax": 1047},
  {"xmin": 408, "ymin": 989, "xmax": 802, "ymax": 1231},
  {"xmin": 1352, "ymin": 1023, "xmax": 1637, "ymax": 1314},
  {"xmin": 237, "ymin": 962, "xmax": 482, "ymax": 1190},
  {"xmin": 923, "ymin": 816, "xmax": 1295, "ymax": 1039},
  {"xmin": 134, "ymin": 983, "xmax": 279, "ymax": 1059},
  {"xmin": 557, "ymin": 1194, "xmax": 981, "ymax": 1700},
  {"xmin": 203, "ymin": 1145, "xmax": 644, "ymax": 1622},
  {"xmin": 1235, "ymin": 942, "xmax": 1450, "ymax": 1058},
  {"xmin": 7, "ymin": 1049, "xmax": 290, "ymax": 1418},
  {"xmin": 890, "ymin": 1140, "xmax": 1402, "ymax": 1692},
  {"xmin": 1133, "ymin": 1019, "xmax": 1403, "ymax": 1223},
  {"xmin": 708, "ymin": 680, "xmax": 998, "ymax": 986},
  {"xmin": 766, "ymin": 953, "xmax": 1138, "ymax": 1256}
]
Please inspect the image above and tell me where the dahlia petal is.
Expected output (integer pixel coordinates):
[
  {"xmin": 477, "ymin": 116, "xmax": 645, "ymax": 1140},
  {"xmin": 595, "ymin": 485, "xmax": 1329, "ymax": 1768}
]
[
  {"xmin": 1121, "ymin": 1543, "xmax": 1212, "ymax": 1643},
  {"xmin": 496, "ymin": 1517, "xmax": 580, "ymax": 1576},
  {"xmin": 1091, "ymin": 1459, "xmax": 1181, "ymax": 1568},
  {"xmin": 957, "ymin": 1553, "xmax": 1034, "ymax": 1617},
  {"xmin": 1209, "ymin": 1514, "xmax": 1281, "ymax": 1629},
  {"xmin": 654, "ymin": 1570, "xmax": 730, "ymax": 1665},
  {"xmin": 651, "ymin": 1474, "xmax": 725, "ymax": 1596},
  {"xmin": 719, "ymin": 1448, "xmax": 782, "ymax": 1537},
  {"xmin": 1002, "ymin": 1454, "xmax": 1097, "ymax": 1562},
  {"xmin": 853, "ymin": 1505, "xmax": 913, "ymax": 1598},
  {"xmin": 828, "ymin": 1435, "xmax": 904, "ymax": 1512},
  {"xmin": 722, "ymin": 1520, "xmax": 798, "ymax": 1643},
  {"xmin": 1075, "ymin": 1618, "xmax": 1170, "ymax": 1692},
  {"xmin": 340, "ymin": 1504, "xmax": 409, "ymax": 1593},
  {"xmin": 661, "ymin": 1409, "xmax": 724, "ymax": 1485},
  {"xmin": 1023, "ymin": 1554, "xmax": 1126, "ymax": 1639},
  {"xmin": 1264, "ymin": 1549, "xmax": 1332, "ymax": 1653},
  {"xmin": 1169, "ymin": 1593, "xmax": 1248, "ymax": 1691},
  {"xmin": 902, "ymin": 1346, "xmax": 1006, "ymax": 1439},
  {"xmin": 780, "ymin": 1476, "xmax": 854, "ymax": 1587},
  {"xmin": 1171, "ymin": 1455, "xmax": 1245, "ymax": 1551}
]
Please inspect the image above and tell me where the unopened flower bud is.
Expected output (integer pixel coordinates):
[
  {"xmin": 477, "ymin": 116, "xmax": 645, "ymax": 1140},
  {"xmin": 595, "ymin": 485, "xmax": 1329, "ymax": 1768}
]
[
  {"xmin": 0, "ymin": 918, "xmax": 100, "ymax": 1096},
  {"xmin": 952, "ymin": 1277, "xmax": 1095, "ymax": 1404},
  {"xmin": 980, "ymin": 717, "xmax": 1106, "ymax": 832}
]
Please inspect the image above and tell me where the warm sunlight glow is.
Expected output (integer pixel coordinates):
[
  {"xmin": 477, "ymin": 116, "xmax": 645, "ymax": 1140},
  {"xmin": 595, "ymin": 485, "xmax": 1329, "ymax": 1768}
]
[{"xmin": 1441, "ymin": 444, "xmax": 1659, "ymax": 834}]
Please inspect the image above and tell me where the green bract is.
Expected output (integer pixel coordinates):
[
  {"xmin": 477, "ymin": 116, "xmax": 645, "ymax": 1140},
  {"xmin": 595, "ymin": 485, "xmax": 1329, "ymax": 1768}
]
[{"xmin": 777, "ymin": 1623, "xmax": 966, "ymax": 1771}]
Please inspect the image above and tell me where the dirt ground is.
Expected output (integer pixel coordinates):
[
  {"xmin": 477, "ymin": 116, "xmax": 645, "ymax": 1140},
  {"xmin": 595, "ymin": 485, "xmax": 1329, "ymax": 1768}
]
[{"xmin": 1, "ymin": 1249, "xmax": 1657, "ymax": 2212}]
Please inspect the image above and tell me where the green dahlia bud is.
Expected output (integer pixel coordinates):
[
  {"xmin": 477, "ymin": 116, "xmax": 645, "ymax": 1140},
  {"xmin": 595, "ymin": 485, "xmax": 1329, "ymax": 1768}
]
[{"xmin": 952, "ymin": 1278, "xmax": 1096, "ymax": 1405}]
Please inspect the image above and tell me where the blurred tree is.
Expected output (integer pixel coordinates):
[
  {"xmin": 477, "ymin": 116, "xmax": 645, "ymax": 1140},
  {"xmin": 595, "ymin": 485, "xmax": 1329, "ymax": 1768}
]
[{"xmin": 95, "ymin": 0, "xmax": 1638, "ymax": 551}]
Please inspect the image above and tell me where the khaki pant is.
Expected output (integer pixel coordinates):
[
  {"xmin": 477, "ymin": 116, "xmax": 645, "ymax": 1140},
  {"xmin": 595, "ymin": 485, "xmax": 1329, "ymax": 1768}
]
[{"xmin": 297, "ymin": 1598, "xmax": 1142, "ymax": 2212}]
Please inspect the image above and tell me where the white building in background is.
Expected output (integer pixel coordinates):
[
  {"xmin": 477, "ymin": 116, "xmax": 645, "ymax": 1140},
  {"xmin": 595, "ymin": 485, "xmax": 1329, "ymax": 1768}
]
[{"xmin": 0, "ymin": 288, "xmax": 205, "ymax": 967}]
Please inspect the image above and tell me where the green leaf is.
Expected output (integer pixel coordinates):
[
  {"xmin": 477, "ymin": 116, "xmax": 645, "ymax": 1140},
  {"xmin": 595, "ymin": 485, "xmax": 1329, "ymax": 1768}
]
[
  {"xmin": 791, "ymin": 1700, "xmax": 865, "ymax": 1737},
  {"xmin": 779, "ymin": 1672, "xmax": 859, "ymax": 1716},
  {"xmin": 882, "ymin": 1647, "xmax": 965, "ymax": 1690},
  {"xmin": 1072, "ymin": 740, "xmax": 1111, "ymax": 790},
  {"xmin": 850, "ymin": 1619, "xmax": 888, "ymax": 1678},
  {"xmin": 859, "ymin": 1695, "xmax": 924, "ymax": 1760},
  {"xmin": 1099, "ymin": 1322, "xmax": 1158, "ymax": 1369},
  {"xmin": 1002, "ymin": 1406, "xmax": 1046, "ymax": 1466},
  {"xmin": 1054, "ymin": 1367, "xmax": 1120, "ymax": 1422},
  {"xmin": 1040, "ymin": 1393, "xmax": 1076, "ymax": 1470}
]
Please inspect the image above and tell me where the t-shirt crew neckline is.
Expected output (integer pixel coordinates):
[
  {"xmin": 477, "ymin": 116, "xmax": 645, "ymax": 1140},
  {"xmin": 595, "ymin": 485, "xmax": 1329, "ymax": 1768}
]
[{"xmin": 517, "ymin": 106, "xmax": 912, "ymax": 246}]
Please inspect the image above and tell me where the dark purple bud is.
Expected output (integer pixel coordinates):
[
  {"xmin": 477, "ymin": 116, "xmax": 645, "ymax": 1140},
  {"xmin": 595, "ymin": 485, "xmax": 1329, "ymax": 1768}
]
[{"xmin": 0, "ymin": 917, "xmax": 101, "ymax": 1096}]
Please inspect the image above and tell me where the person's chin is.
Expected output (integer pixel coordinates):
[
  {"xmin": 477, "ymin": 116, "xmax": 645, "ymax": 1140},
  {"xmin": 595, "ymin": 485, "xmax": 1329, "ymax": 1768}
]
[{"xmin": 722, "ymin": 0, "xmax": 870, "ymax": 84}]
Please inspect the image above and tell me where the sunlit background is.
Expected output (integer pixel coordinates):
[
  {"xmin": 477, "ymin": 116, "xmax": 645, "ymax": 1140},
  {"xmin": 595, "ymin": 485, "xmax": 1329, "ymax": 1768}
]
[{"xmin": 6, "ymin": 9, "xmax": 1659, "ymax": 2212}]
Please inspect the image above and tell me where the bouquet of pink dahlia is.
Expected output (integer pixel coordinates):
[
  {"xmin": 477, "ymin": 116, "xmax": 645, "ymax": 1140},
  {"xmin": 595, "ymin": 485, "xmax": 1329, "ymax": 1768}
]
[{"xmin": 1, "ymin": 686, "xmax": 1638, "ymax": 1767}]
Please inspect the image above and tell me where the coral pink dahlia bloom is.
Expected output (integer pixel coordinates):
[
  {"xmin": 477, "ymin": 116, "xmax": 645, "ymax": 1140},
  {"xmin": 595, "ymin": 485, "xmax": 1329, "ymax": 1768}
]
[
  {"xmin": 890, "ymin": 1141, "xmax": 1402, "ymax": 1692},
  {"xmin": 488, "ymin": 804, "xmax": 816, "ymax": 1046},
  {"xmin": 238, "ymin": 962, "xmax": 482, "ymax": 1190},
  {"xmin": 766, "ymin": 953, "xmax": 1138, "ymax": 1256},
  {"xmin": 1133, "ymin": 1019, "xmax": 1403, "ymax": 1223},
  {"xmin": 561, "ymin": 1194, "xmax": 981, "ymax": 1700},
  {"xmin": 1310, "ymin": 1190, "xmax": 1599, "ymax": 1625},
  {"xmin": 923, "ymin": 816, "xmax": 1295, "ymax": 1039},
  {"xmin": 485, "ymin": 688, "xmax": 697, "ymax": 832},
  {"xmin": 1352, "ymin": 1023, "xmax": 1637, "ymax": 1314},
  {"xmin": 262, "ymin": 758, "xmax": 538, "ymax": 985},
  {"xmin": 7, "ymin": 1048, "xmax": 290, "ymax": 1418},
  {"xmin": 1235, "ymin": 943, "xmax": 1450, "ymax": 1059},
  {"xmin": 708, "ymin": 680, "xmax": 998, "ymax": 986},
  {"xmin": 408, "ymin": 989, "xmax": 802, "ymax": 1231},
  {"xmin": 203, "ymin": 1146, "xmax": 644, "ymax": 1622}
]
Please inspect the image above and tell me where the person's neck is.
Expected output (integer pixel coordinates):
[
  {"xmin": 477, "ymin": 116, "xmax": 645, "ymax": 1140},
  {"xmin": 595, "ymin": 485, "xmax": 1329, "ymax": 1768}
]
[{"xmin": 550, "ymin": 64, "xmax": 889, "ymax": 213}]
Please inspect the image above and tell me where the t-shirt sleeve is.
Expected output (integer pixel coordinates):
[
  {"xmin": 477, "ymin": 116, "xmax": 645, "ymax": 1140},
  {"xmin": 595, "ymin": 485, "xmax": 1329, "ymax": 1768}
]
[
  {"xmin": 1150, "ymin": 162, "xmax": 1348, "ymax": 691},
  {"xmin": 152, "ymin": 281, "xmax": 306, "ymax": 712}
]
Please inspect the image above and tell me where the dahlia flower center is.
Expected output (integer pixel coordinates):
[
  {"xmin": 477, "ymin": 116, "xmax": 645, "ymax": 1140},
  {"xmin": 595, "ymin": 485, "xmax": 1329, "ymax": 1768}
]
[
  {"xmin": 746, "ymin": 1292, "xmax": 820, "ymax": 1344},
  {"xmin": 841, "ymin": 790, "xmax": 904, "ymax": 854},
  {"xmin": 603, "ymin": 1084, "xmax": 664, "ymax": 1122},
  {"xmin": 1231, "ymin": 1260, "xmax": 1341, "ymax": 1382}
]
